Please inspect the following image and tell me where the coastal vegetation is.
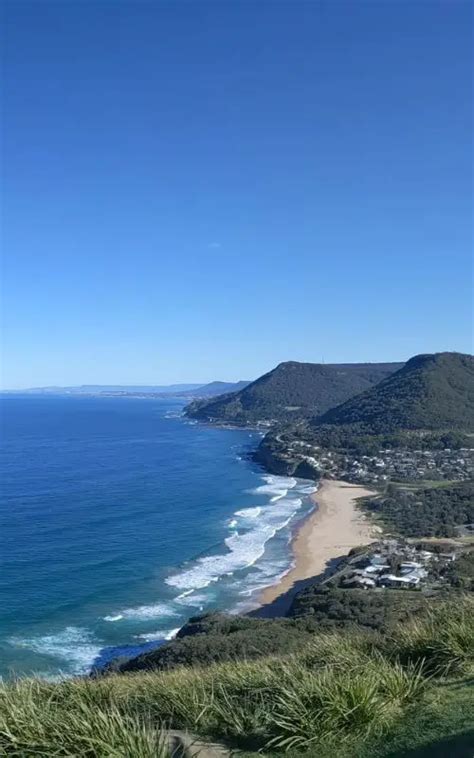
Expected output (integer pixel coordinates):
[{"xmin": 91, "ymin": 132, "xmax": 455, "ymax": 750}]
[
  {"xmin": 185, "ymin": 361, "xmax": 402, "ymax": 426},
  {"xmin": 364, "ymin": 481, "xmax": 474, "ymax": 537},
  {"xmin": 288, "ymin": 585, "xmax": 429, "ymax": 631},
  {"xmin": 1, "ymin": 598, "xmax": 473, "ymax": 756},
  {"xmin": 106, "ymin": 614, "xmax": 319, "ymax": 673}
]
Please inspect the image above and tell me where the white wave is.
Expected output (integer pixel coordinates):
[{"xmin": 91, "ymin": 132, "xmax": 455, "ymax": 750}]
[
  {"xmin": 8, "ymin": 627, "xmax": 102, "ymax": 675},
  {"xmin": 251, "ymin": 475, "xmax": 297, "ymax": 500},
  {"xmin": 234, "ymin": 506, "xmax": 262, "ymax": 519},
  {"xmin": 298, "ymin": 484, "xmax": 318, "ymax": 495},
  {"xmin": 174, "ymin": 592, "xmax": 210, "ymax": 607},
  {"xmin": 135, "ymin": 627, "xmax": 181, "ymax": 642},
  {"xmin": 229, "ymin": 558, "xmax": 295, "ymax": 613},
  {"xmin": 106, "ymin": 602, "xmax": 179, "ymax": 621},
  {"xmin": 228, "ymin": 518, "xmax": 238, "ymax": 528},
  {"xmin": 176, "ymin": 589, "xmax": 194, "ymax": 599},
  {"xmin": 166, "ymin": 495, "xmax": 303, "ymax": 591}
]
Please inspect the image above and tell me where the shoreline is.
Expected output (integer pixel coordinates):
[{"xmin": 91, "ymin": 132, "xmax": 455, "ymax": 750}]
[{"xmin": 255, "ymin": 479, "xmax": 380, "ymax": 615}]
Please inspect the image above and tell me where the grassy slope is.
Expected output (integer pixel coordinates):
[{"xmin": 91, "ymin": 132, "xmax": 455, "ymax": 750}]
[
  {"xmin": 367, "ymin": 681, "xmax": 474, "ymax": 758},
  {"xmin": 244, "ymin": 683, "xmax": 474, "ymax": 756},
  {"xmin": 1, "ymin": 599, "xmax": 473, "ymax": 756}
]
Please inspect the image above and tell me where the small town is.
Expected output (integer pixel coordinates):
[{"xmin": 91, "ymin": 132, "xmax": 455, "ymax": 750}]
[{"xmin": 286, "ymin": 440, "xmax": 474, "ymax": 484}]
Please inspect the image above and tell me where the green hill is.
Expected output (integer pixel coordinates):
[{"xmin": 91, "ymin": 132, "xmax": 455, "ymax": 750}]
[
  {"xmin": 185, "ymin": 361, "xmax": 403, "ymax": 426},
  {"xmin": 315, "ymin": 352, "xmax": 474, "ymax": 433}
]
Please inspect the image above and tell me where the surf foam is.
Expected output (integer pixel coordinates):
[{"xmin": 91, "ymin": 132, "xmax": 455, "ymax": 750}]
[
  {"xmin": 135, "ymin": 627, "xmax": 181, "ymax": 642},
  {"xmin": 8, "ymin": 627, "xmax": 102, "ymax": 675},
  {"xmin": 104, "ymin": 603, "xmax": 179, "ymax": 621},
  {"xmin": 166, "ymin": 474, "xmax": 304, "ymax": 592}
]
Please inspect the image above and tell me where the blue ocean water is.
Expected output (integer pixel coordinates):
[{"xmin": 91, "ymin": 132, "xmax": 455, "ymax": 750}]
[{"xmin": 0, "ymin": 396, "xmax": 315, "ymax": 679}]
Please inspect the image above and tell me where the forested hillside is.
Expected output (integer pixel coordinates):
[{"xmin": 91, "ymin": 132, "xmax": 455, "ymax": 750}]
[
  {"xmin": 185, "ymin": 361, "xmax": 402, "ymax": 425},
  {"xmin": 316, "ymin": 352, "xmax": 474, "ymax": 433}
]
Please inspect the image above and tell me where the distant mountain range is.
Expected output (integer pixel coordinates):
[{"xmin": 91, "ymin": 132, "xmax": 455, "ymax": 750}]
[
  {"xmin": 3, "ymin": 381, "xmax": 251, "ymax": 400},
  {"xmin": 185, "ymin": 361, "xmax": 404, "ymax": 425},
  {"xmin": 175, "ymin": 381, "xmax": 251, "ymax": 398}
]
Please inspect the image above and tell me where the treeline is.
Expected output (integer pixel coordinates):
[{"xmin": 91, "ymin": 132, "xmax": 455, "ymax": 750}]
[
  {"xmin": 303, "ymin": 425, "xmax": 472, "ymax": 457},
  {"xmin": 288, "ymin": 585, "xmax": 428, "ymax": 631},
  {"xmin": 364, "ymin": 481, "xmax": 474, "ymax": 537},
  {"xmin": 105, "ymin": 613, "xmax": 319, "ymax": 673}
]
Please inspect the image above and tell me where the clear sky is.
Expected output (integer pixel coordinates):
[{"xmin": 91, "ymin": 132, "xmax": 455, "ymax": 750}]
[{"xmin": 2, "ymin": 0, "xmax": 472, "ymax": 388}]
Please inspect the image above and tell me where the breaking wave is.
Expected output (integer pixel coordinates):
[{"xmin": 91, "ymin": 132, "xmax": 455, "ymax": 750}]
[
  {"xmin": 8, "ymin": 627, "xmax": 102, "ymax": 675},
  {"xmin": 165, "ymin": 475, "xmax": 304, "ymax": 592},
  {"xmin": 135, "ymin": 627, "xmax": 181, "ymax": 642},
  {"xmin": 103, "ymin": 603, "xmax": 179, "ymax": 621}
]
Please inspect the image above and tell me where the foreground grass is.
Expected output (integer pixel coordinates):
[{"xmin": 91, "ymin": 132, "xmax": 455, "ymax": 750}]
[
  {"xmin": 1, "ymin": 598, "xmax": 473, "ymax": 756},
  {"xmin": 0, "ymin": 680, "xmax": 169, "ymax": 756}
]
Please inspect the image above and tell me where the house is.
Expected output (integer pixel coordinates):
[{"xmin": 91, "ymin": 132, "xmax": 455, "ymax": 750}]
[
  {"xmin": 379, "ymin": 573, "xmax": 421, "ymax": 588},
  {"xmin": 417, "ymin": 550, "xmax": 434, "ymax": 561},
  {"xmin": 399, "ymin": 561, "xmax": 424, "ymax": 575},
  {"xmin": 438, "ymin": 552, "xmax": 456, "ymax": 562},
  {"xmin": 365, "ymin": 564, "xmax": 389, "ymax": 574}
]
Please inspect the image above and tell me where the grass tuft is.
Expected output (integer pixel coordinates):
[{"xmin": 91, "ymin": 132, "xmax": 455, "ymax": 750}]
[
  {"xmin": 387, "ymin": 595, "xmax": 474, "ymax": 676},
  {"xmin": 0, "ymin": 678, "xmax": 169, "ymax": 756}
]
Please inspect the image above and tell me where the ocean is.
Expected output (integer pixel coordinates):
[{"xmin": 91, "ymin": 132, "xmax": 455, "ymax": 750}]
[{"xmin": 0, "ymin": 395, "xmax": 315, "ymax": 679}]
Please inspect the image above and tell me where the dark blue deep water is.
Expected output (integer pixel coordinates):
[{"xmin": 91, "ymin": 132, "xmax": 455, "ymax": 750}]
[{"xmin": 0, "ymin": 396, "xmax": 315, "ymax": 679}]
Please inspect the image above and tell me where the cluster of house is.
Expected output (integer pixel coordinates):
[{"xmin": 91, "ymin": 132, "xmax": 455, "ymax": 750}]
[
  {"xmin": 283, "ymin": 440, "xmax": 474, "ymax": 484},
  {"xmin": 343, "ymin": 448, "xmax": 474, "ymax": 484},
  {"xmin": 340, "ymin": 540, "xmax": 456, "ymax": 591}
]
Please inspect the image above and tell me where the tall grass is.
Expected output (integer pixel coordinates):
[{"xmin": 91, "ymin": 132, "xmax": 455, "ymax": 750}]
[
  {"xmin": 0, "ymin": 597, "xmax": 472, "ymax": 755},
  {"xmin": 386, "ymin": 595, "xmax": 474, "ymax": 676},
  {"xmin": 0, "ymin": 678, "xmax": 169, "ymax": 757}
]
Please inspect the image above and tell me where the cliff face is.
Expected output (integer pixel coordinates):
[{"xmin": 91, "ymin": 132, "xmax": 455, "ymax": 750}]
[
  {"xmin": 252, "ymin": 441, "xmax": 300, "ymax": 476},
  {"xmin": 253, "ymin": 427, "xmax": 321, "ymax": 478}
]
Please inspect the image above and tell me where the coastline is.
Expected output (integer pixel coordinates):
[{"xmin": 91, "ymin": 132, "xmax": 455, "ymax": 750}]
[{"xmin": 255, "ymin": 479, "xmax": 380, "ymax": 614}]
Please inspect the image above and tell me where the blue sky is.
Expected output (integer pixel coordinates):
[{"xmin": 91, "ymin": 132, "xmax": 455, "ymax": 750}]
[{"xmin": 2, "ymin": 1, "xmax": 472, "ymax": 388}]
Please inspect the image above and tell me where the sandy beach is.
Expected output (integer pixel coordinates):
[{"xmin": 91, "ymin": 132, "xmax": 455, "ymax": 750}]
[{"xmin": 258, "ymin": 479, "xmax": 379, "ymax": 609}]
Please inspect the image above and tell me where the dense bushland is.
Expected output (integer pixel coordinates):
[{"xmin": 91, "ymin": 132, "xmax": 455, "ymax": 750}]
[{"xmin": 364, "ymin": 481, "xmax": 474, "ymax": 537}]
